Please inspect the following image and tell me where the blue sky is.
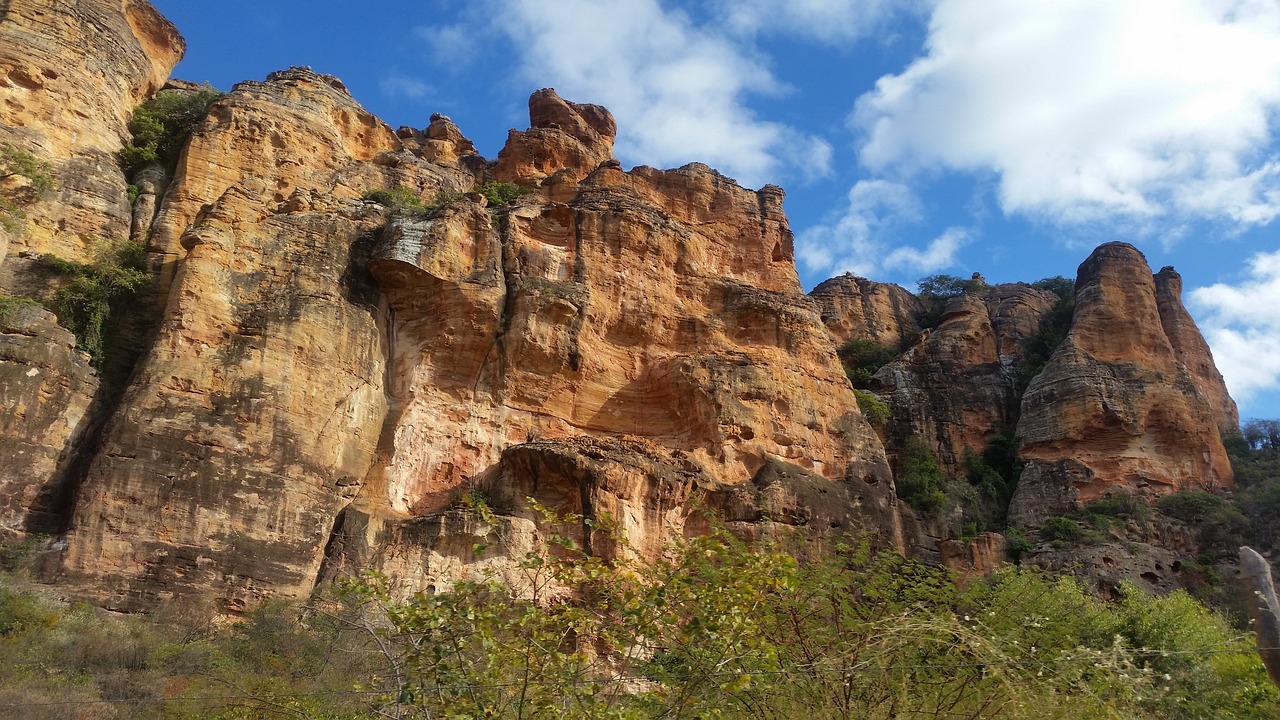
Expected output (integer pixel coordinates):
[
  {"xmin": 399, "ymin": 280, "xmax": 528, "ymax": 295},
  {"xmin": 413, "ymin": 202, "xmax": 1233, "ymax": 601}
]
[{"xmin": 149, "ymin": 0, "xmax": 1280, "ymax": 422}]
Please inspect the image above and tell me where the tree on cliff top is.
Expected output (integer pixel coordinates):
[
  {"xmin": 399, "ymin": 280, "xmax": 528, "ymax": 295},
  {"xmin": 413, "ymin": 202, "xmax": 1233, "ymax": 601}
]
[{"xmin": 120, "ymin": 84, "xmax": 223, "ymax": 176}]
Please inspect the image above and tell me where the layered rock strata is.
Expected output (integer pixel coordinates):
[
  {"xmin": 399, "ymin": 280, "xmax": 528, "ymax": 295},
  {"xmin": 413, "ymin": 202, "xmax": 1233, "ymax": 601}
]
[
  {"xmin": 808, "ymin": 273, "xmax": 921, "ymax": 349},
  {"xmin": 0, "ymin": 0, "xmax": 182, "ymax": 267},
  {"xmin": 874, "ymin": 284, "xmax": 1056, "ymax": 472},
  {"xmin": 1009, "ymin": 243, "xmax": 1233, "ymax": 524}
]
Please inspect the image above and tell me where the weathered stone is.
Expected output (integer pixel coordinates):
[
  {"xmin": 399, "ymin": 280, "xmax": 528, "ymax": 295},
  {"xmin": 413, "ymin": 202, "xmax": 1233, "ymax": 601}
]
[
  {"xmin": 0, "ymin": 303, "xmax": 98, "ymax": 539},
  {"xmin": 809, "ymin": 273, "xmax": 921, "ymax": 349},
  {"xmin": 875, "ymin": 285, "xmax": 1054, "ymax": 472},
  {"xmin": 0, "ymin": 0, "xmax": 182, "ymax": 267},
  {"xmin": 1010, "ymin": 243, "xmax": 1233, "ymax": 525},
  {"xmin": 1240, "ymin": 546, "xmax": 1280, "ymax": 688}
]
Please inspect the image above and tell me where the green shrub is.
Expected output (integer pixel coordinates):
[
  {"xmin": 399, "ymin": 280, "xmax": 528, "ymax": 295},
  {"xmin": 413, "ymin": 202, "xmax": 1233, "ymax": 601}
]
[
  {"xmin": 1040, "ymin": 515, "xmax": 1083, "ymax": 545},
  {"xmin": 0, "ymin": 144, "xmax": 54, "ymax": 232},
  {"xmin": 839, "ymin": 338, "xmax": 899, "ymax": 389},
  {"xmin": 1157, "ymin": 490, "xmax": 1250, "ymax": 558},
  {"xmin": 896, "ymin": 436, "xmax": 947, "ymax": 513},
  {"xmin": 362, "ymin": 186, "xmax": 427, "ymax": 214},
  {"xmin": 1004, "ymin": 527, "xmax": 1033, "ymax": 562},
  {"xmin": 478, "ymin": 181, "xmax": 529, "ymax": 206},
  {"xmin": 120, "ymin": 84, "xmax": 223, "ymax": 175},
  {"xmin": 1018, "ymin": 276, "xmax": 1076, "ymax": 389},
  {"xmin": 0, "ymin": 294, "xmax": 41, "ymax": 323},
  {"xmin": 853, "ymin": 388, "xmax": 889, "ymax": 429},
  {"xmin": 915, "ymin": 273, "xmax": 987, "ymax": 329},
  {"xmin": 38, "ymin": 242, "xmax": 150, "ymax": 363}
]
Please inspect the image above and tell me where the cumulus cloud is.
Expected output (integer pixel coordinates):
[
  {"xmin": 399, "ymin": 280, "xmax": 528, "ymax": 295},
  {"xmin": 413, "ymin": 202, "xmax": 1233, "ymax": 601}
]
[
  {"xmin": 712, "ymin": 0, "xmax": 907, "ymax": 42},
  {"xmin": 1188, "ymin": 250, "xmax": 1280, "ymax": 404},
  {"xmin": 487, "ymin": 0, "xmax": 833, "ymax": 188},
  {"xmin": 854, "ymin": 0, "xmax": 1280, "ymax": 228},
  {"xmin": 414, "ymin": 24, "xmax": 477, "ymax": 70},
  {"xmin": 796, "ymin": 179, "xmax": 965, "ymax": 278},
  {"xmin": 380, "ymin": 73, "xmax": 432, "ymax": 101}
]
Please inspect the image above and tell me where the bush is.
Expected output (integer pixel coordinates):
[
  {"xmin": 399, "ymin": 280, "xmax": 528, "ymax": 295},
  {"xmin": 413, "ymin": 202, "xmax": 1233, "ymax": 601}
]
[
  {"xmin": 896, "ymin": 436, "xmax": 947, "ymax": 513},
  {"xmin": 39, "ymin": 242, "xmax": 150, "ymax": 363},
  {"xmin": 1157, "ymin": 490, "xmax": 1250, "ymax": 558},
  {"xmin": 915, "ymin": 273, "xmax": 987, "ymax": 329},
  {"xmin": 1018, "ymin": 276, "xmax": 1076, "ymax": 389},
  {"xmin": 0, "ymin": 144, "xmax": 54, "ymax": 232},
  {"xmin": 853, "ymin": 389, "xmax": 889, "ymax": 429},
  {"xmin": 478, "ymin": 181, "xmax": 528, "ymax": 206},
  {"xmin": 120, "ymin": 84, "xmax": 223, "ymax": 175},
  {"xmin": 839, "ymin": 338, "xmax": 899, "ymax": 389},
  {"xmin": 1040, "ymin": 515, "xmax": 1083, "ymax": 545},
  {"xmin": 0, "ymin": 294, "xmax": 41, "ymax": 323}
]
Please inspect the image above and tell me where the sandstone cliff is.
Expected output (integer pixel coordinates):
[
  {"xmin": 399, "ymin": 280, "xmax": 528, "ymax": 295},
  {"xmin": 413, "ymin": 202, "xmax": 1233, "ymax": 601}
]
[
  {"xmin": 0, "ymin": 1, "xmax": 1245, "ymax": 610},
  {"xmin": 1009, "ymin": 243, "xmax": 1233, "ymax": 525}
]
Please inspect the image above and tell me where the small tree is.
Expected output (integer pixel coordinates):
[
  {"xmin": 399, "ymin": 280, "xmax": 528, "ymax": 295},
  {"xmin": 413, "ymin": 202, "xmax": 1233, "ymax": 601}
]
[
  {"xmin": 121, "ymin": 84, "xmax": 224, "ymax": 175},
  {"xmin": 0, "ymin": 144, "xmax": 54, "ymax": 232}
]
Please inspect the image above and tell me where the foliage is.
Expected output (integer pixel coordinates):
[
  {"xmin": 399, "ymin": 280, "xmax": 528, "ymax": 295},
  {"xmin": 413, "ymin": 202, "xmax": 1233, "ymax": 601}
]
[
  {"xmin": 1004, "ymin": 527, "xmax": 1034, "ymax": 562},
  {"xmin": 478, "ymin": 181, "xmax": 529, "ymax": 206},
  {"xmin": 1018, "ymin": 276, "xmax": 1077, "ymax": 389},
  {"xmin": 38, "ymin": 242, "xmax": 151, "ymax": 363},
  {"xmin": 0, "ymin": 144, "xmax": 55, "ymax": 233},
  {"xmin": 1157, "ymin": 490, "xmax": 1250, "ymax": 559},
  {"xmin": 1040, "ymin": 516, "xmax": 1084, "ymax": 546},
  {"xmin": 915, "ymin": 273, "xmax": 988, "ymax": 329},
  {"xmin": 1, "ymin": 518, "xmax": 1276, "ymax": 719},
  {"xmin": 896, "ymin": 436, "xmax": 948, "ymax": 513},
  {"xmin": 120, "ymin": 84, "xmax": 224, "ymax": 175},
  {"xmin": 362, "ymin": 186, "xmax": 428, "ymax": 214},
  {"xmin": 838, "ymin": 338, "xmax": 899, "ymax": 389},
  {"xmin": 0, "ymin": 294, "xmax": 41, "ymax": 323},
  {"xmin": 853, "ymin": 389, "xmax": 889, "ymax": 430}
]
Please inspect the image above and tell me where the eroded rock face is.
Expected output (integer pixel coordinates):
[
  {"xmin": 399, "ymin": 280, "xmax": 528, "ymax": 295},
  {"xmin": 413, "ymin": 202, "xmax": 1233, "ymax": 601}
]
[
  {"xmin": 0, "ymin": 0, "xmax": 182, "ymax": 266},
  {"xmin": 338, "ymin": 99, "xmax": 894, "ymax": 592},
  {"xmin": 0, "ymin": 304, "xmax": 98, "ymax": 539},
  {"xmin": 875, "ymin": 285, "xmax": 1056, "ymax": 472},
  {"xmin": 59, "ymin": 67, "xmax": 472, "ymax": 610},
  {"xmin": 1009, "ymin": 243, "xmax": 1233, "ymax": 525},
  {"xmin": 809, "ymin": 273, "xmax": 921, "ymax": 349}
]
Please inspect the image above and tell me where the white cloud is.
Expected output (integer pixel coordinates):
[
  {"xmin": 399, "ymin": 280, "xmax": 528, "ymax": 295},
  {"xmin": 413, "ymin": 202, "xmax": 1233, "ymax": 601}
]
[
  {"xmin": 380, "ymin": 73, "xmax": 432, "ymax": 101},
  {"xmin": 797, "ymin": 179, "xmax": 967, "ymax": 278},
  {"xmin": 883, "ymin": 227, "xmax": 968, "ymax": 273},
  {"xmin": 414, "ymin": 24, "xmax": 477, "ymax": 69},
  {"xmin": 712, "ymin": 0, "xmax": 908, "ymax": 42},
  {"xmin": 1188, "ymin": 250, "xmax": 1280, "ymax": 404},
  {"xmin": 487, "ymin": 0, "xmax": 833, "ymax": 188},
  {"xmin": 854, "ymin": 0, "xmax": 1280, "ymax": 228}
]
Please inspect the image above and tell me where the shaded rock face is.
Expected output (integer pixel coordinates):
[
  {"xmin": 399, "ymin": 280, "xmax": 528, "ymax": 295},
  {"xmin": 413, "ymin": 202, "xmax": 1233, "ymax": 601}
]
[
  {"xmin": 809, "ymin": 273, "xmax": 921, "ymax": 349},
  {"xmin": 59, "ymin": 68, "xmax": 474, "ymax": 610},
  {"xmin": 0, "ymin": 305, "xmax": 98, "ymax": 539},
  {"xmin": 875, "ymin": 284, "xmax": 1056, "ymax": 472},
  {"xmin": 1009, "ymin": 243, "xmax": 1233, "ymax": 525},
  {"xmin": 0, "ymin": 0, "xmax": 183, "ymax": 266}
]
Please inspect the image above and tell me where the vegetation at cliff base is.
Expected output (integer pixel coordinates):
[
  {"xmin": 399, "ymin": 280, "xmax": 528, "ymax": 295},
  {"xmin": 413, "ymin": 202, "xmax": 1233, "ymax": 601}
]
[
  {"xmin": 121, "ymin": 84, "xmax": 224, "ymax": 175},
  {"xmin": 37, "ymin": 241, "xmax": 150, "ymax": 364},
  {"xmin": 1, "ymin": 517, "xmax": 1276, "ymax": 719},
  {"xmin": 0, "ymin": 144, "xmax": 54, "ymax": 233}
]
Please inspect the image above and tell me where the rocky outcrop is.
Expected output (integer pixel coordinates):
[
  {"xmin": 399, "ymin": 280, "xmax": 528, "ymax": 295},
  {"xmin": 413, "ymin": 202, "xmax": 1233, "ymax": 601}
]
[
  {"xmin": 0, "ymin": 304, "xmax": 98, "ymax": 539},
  {"xmin": 59, "ymin": 68, "xmax": 473, "ymax": 610},
  {"xmin": 1009, "ymin": 243, "xmax": 1233, "ymax": 525},
  {"xmin": 0, "ymin": 0, "xmax": 182, "ymax": 266},
  {"xmin": 1240, "ymin": 546, "xmax": 1280, "ymax": 688},
  {"xmin": 809, "ymin": 273, "xmax": 921, "ymax": 349},
  {"xmin": 1154, "ymin": 267, "xmax": 1239, "ymax": 438},
  {"xmin": 875, "ymin": 284, "xmax": 1056, "ymax": 472}
]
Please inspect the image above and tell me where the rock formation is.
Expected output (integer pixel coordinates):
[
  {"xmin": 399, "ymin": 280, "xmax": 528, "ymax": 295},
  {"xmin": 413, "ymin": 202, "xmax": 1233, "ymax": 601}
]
[
  {"xmin": 875, "ymin": 284, "xmax": 1056, "ymax": 472},
  {"xmin": 0, "ymin": 1, "xmax": 1247, "ymax": 611},
  {"xmin": 1009, "ymin": 243, "xmax": 1233, "ymax": 525},
  {"xmin": 809, "ymin": 273, "xmax": 921, "ymax": 349}
]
